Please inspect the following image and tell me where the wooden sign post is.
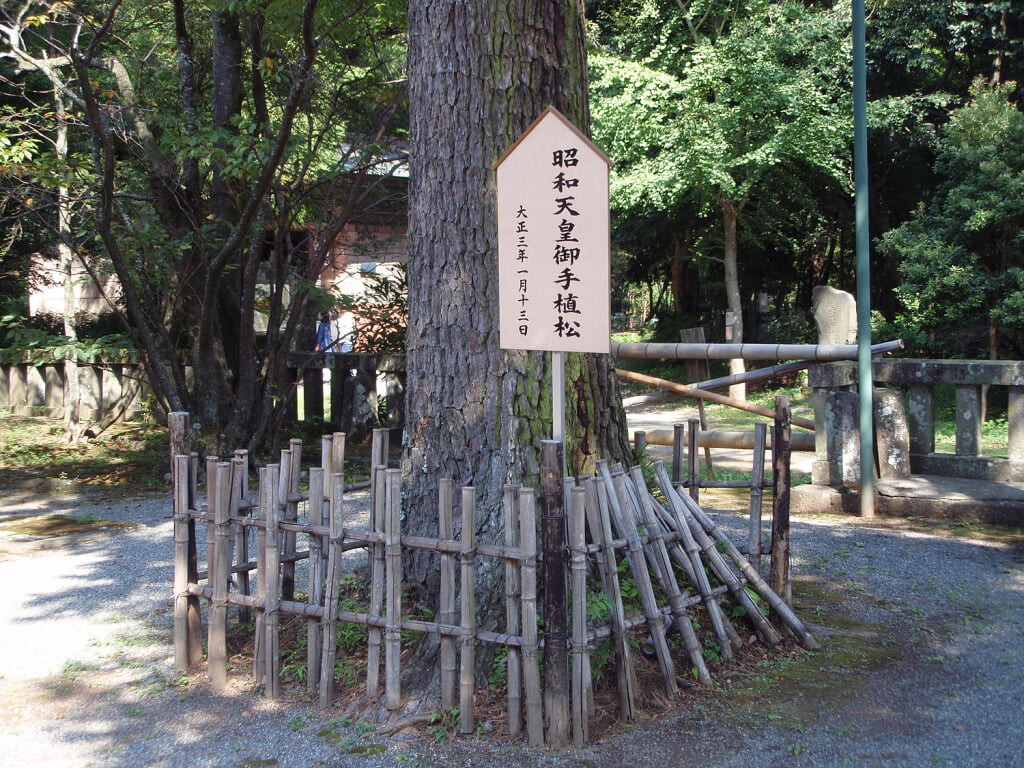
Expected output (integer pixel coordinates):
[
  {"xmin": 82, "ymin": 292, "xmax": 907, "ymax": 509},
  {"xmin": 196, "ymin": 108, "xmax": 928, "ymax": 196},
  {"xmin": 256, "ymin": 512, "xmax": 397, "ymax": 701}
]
[{"xmin": 495, "ymin": 106, "xmax": 612, "ymax": 444}]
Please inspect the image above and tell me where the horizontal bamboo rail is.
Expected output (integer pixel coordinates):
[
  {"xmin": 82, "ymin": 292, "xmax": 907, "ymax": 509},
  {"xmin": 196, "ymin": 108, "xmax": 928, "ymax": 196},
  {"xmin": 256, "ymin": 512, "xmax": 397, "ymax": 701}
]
[{"xmin": 612, "ymin": 339, "xmax": 903, "ymax": 361}]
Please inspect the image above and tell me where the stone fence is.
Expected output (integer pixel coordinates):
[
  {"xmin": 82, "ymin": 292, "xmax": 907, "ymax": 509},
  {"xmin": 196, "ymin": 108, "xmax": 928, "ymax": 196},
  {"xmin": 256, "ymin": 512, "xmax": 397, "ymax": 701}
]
[
  {"xmin": 0, "ymin": 357, "xmax": 149, "ymax": 421},
  {"xmin": 810, "ymin": 359, "xmax": 1024, "ymax": 486}
]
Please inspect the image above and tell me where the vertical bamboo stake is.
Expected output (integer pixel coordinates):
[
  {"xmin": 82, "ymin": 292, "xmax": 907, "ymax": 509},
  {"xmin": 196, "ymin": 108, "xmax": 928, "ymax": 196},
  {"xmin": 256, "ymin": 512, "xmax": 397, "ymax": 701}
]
[
  {"xmin": 187, "ymin": 452, "xmax": 203, "ymax": 666},
  {"xmin": 688, "ymin": 419, "xmax": 700, "ymax": 503},
  {"xmin": 366, "ymin": 462, "xmax": 386, "ymax": 698},
  {"xmin": 329, "ymin": 433, "xmax": 346, "ymax": 569},
  {"xmin": 307, "ymin": 467, "xmax": 325, "ymax": 697},
  {"xmin": 173, "ymin": 453, "xmax": 191, "ymax": 671},
  {"xmin": 459, "ymin": 485, "xmax": 477, "ymax": 736},
  {"xmin": 748, "ymin": 423, "xmax": 767, "ymax": 574},
  {"xmin": 385, "ymin": 468, "xmax": 403, "ymax": 711},
  {"xmin": 318, "ymin": 472, "xmax": 346, "ymax": 708},
  {"xmin": 205, "ymin": 455, "xmax": 218, "ymax": 580},
  {"xmin": 282, "ymin": 439, "xmax": 303, "ymax": 601},
  {"xmin": 540, "ymin": 440, "xmax": 570, "ymax": 748},
  {"xmin": 519, "ymin": 487, "xmax": 544, "ymax": 747},
  {"xmin": 254, "ymin": 462, "xmax": 268, "ymax": 685},
  {"xmin": 672, "ymin": 422, "xmax": 685, "ymax": 487},
  {"xmin": 582, "ymin": 476, "xmax": 636, "ymax": 722},
  {"xmin": 438, "ymin": 479, "xmax": 457, "ymax": 710},
  {"xmin": 209, "ymin": 461, "xmax": 232, "ymax": 691},
  {"xmin": 263, "ymin": 464, "xmax": 282, "ymax": 700},
  {"xmin": 503, "ymin": 485, "xmax": 523, "ymax": 735},
  {"xmin": 569, "ymin": 485, "xmax": 590, "ymax": 747},
  {"xmin": 232, "ymin": 450, "xmax": 251, "ymax": 625},
  {"xmin": 771, "ymin": 396, "xmax": 793, "ymax": 617}
]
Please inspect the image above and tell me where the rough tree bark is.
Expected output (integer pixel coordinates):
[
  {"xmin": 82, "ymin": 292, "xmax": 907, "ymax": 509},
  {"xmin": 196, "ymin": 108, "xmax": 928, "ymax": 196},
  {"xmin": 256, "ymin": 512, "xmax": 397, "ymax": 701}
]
[{"xmin": 403, "ymin": 0, "xmax": 630, "ymax": 690}]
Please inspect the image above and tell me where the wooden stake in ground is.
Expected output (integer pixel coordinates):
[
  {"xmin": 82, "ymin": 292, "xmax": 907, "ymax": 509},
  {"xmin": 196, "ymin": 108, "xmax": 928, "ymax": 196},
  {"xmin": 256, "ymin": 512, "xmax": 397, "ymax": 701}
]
[
  {"xmin": 519, "ymin": 487, "xmax": 544, "ymax": 748},
  {"xmin": 771, "ymin": 396, "xmax": 793, "ymax": 614},
  {"xmin": 540, "ymin": 441, "xmax": 570, "ymax": 748},
  {"xmin": 459, "ymin": 486, "xmax": 477, "ymax": 736},
  {"xmin": 439, "ymin": 479, "xmax": 457, "ymax": 710},
  {"xmin": 385, "ymin": 469, "xmax": 403, "ymax": 711},
  {"xmin": 263, "ymin": 464, "xmax": 283, "ymax": 700},
  {"xmin": 318, "ymin": 472, "xmax": 346, "ymax": 708},
  {"xmin": 503, "ymin": 485, "xmax": 523, "ymax": 735}
]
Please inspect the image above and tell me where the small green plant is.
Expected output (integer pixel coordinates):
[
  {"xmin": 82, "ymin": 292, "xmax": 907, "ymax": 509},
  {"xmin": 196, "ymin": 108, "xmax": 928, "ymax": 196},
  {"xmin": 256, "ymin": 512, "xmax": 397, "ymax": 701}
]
[
  {"xmin": 288, "ymin": 713, "xmax": 307, "ymax": 732},
  {"xmin": 427, "ymin": 709, "xmax": 459, "ymax": 745}
]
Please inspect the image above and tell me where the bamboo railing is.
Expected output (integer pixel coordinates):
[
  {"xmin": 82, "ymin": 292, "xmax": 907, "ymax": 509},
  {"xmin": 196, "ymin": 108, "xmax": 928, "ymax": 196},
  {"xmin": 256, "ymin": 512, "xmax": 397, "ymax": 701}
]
[{"xmin": 169, "ymin": 414, "xmax": 818, "ymax": 748}]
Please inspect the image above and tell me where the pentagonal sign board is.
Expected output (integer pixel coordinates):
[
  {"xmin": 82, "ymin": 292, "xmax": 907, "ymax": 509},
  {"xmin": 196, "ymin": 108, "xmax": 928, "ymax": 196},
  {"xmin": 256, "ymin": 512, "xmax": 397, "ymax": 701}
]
[{"xmin": 495, "ymin": 106, "xmax": 611, "ymax": 354}]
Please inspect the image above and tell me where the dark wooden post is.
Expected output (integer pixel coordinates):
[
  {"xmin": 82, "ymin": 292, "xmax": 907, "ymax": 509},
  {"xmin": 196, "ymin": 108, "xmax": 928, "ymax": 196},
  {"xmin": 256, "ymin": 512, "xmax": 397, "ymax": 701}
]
[
  {"xmin": 304, "ymin": 365, "xmax": 324, "ymax": 422},
  {"xmin": 688, "ymin": 418, "xmax": 701, "ymax": 502},
  {"xmin": 540, "ymin": 440, "xmax": 569, "ymax": 749},
  {"xmin": 169, "ymin": 412, "xmax": 202, "ymax": 667},
  {"xmin": 770, "ymin": 396, "xmax": 793, "ymax": 620}
]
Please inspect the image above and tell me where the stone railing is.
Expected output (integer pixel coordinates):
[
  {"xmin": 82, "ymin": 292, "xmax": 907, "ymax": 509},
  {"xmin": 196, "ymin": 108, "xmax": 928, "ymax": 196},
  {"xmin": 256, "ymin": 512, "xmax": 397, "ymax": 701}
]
[
  {"xmin": 809, "ymin": 359, "xmax": 1024, "ymax": 486},
  {"xmin": 0, "ymin": 357, "xmax": 149, "ymax": 421}
]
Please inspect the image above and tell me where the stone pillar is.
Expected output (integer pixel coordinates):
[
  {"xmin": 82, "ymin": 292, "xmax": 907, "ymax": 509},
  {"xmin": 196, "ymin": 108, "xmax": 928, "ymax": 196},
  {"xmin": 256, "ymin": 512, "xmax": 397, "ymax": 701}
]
[
  {"xmin": 26, "ymin": 365, "xmax": 45, "ymax": 414},
  {"xmin": 44, "ymin": 364, "xmax": 65, "ymax": 418},
  {"xmin": 907, "ymin": 383, "xmax": 935, "ymax": 455},
  {"xmin": 874, "ymin": 388, "xmax": 911, "ymax": 478},
  {"xmin": 955, "ymin": 385, "xmax": 982, "ymax": 457},
  {"xmin": 10, "ymin": 365, "xmax": 27, "ymax": 414}
]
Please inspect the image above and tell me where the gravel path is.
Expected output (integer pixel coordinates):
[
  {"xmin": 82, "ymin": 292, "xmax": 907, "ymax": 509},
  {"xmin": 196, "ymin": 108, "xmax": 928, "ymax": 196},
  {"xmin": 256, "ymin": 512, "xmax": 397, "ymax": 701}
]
[{"xmin": 1, "ymin": 486, "xmax": 1021, "ymax": 768}]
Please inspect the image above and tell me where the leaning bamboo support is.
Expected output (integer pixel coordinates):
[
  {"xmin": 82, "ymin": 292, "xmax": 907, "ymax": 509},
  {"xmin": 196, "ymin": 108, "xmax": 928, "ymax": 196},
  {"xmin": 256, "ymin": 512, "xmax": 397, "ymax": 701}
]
[
  {"xmin": 307, "ymin": 467, "xmax": 325, "ymax": 697},
  {"xmin": 569, "ymin": 486, "xmax": 591, "ymax": 748},
  {"xmin": 615, "ymin": 367, "xmax": 816, "ymax": 430},
  {"xmin": 626, "ymin": 467, "xmax": 713, "ymax": 684},
  {"xmin": 672, "ymin": 470, "xmax": 819, "ymax": 650},
  {"xmin": 186, "ymin": 452, "xmax": 203, "ymax": 665},
  {"xmin": 385, "ymin": 469, "xmax": 403, "ymax": 711},
  {"xmin": 503, "ymin": 485, "xmax": 523, "ymax": 735},
  {"xmin": 318, "ymin": 472, "xmax": 346, "ymax": 708},
  {"xmin": 366, "ymin": 463, "xmax": 387, "ymax": 698},
  {"xmin": 598, "ymin": 461, "xmax": 678, "ymax": 698},
  {"xmin": 173, "ymin": 453, "xmax": 192, "ymax": 671},
  {"xmin": 209, "ymin": 461, "xmax": 232, "ymax": 691},
  {"xmin": 263, "ymin": 464, "xmax": 283, "ymax": 700},
  {"xmin": 205, "ymin": 455, "xmax": 218, "ymax": 581},
  {"xmin": 438, "ymin": 479, "xmax": 458, "ymax": 710},
  {"xmin": 519, "ymin": 487, "xmax": 544, "ymax": 748},
  {"xmin": 459, "ymin": 486, "xmax": 477, "ymax": 736},
  {"xmin": 583, "ymin": 476, "xmax": 636, "ymax": 722},
  {"xmin": 654, "ymin": 465, "xmax": 784, "ymax": 648}
]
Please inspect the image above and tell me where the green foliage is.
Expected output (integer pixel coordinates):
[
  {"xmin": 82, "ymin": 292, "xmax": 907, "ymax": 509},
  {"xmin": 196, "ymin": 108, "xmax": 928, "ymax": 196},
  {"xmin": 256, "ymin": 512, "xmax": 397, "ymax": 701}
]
[
  {"xmin": 879, "ymin": 80, "xmax": 1024, "ymax": 358},
  {"xmin": 338, "ymin": 264, "xmax": 408, "ymax": 354},
  {"xmin": 0, "ymin": 315, "xmax": 134, "ymax": 364}
]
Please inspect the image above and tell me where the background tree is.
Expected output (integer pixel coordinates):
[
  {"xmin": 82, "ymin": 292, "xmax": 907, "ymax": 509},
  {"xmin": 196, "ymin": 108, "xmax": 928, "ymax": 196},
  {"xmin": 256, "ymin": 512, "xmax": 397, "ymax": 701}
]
[
  {"xmin": 0, "ymin": 0, "xmax": 406, "ymax": 455},
  {"xmin": 879, "ymin": 79, "xmax": 1024, "ymax": 359},
  {"xmin": 403, "ymin": 0, "xmax": 631, "ymax": 660}
]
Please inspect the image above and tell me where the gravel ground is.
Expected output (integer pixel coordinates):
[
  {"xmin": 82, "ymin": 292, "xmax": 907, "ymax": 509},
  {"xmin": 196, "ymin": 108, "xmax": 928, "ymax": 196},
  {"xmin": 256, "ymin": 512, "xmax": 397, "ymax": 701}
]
[{"xmin": 1, "ymin": 484, "xmax": 1022, "ymax": 768}]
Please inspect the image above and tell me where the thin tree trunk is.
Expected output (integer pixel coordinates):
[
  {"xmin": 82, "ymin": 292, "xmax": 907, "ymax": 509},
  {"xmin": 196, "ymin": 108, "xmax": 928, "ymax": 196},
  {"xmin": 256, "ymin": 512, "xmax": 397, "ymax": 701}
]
[{"xmin": 722, "ymin": 200, "xmax": 746, "ymax": 401}]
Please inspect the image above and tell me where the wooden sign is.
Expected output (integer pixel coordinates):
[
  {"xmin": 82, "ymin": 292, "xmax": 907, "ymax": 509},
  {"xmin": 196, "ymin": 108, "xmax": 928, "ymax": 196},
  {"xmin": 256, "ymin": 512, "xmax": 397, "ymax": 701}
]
[{"xmin": 495, "ymin": 106, "xmax": 611, "ymax": 354}]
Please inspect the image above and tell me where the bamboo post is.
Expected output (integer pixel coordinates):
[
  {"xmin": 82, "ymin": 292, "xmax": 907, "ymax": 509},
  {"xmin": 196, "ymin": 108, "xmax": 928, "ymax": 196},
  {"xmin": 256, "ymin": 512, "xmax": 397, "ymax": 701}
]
[
  {"xmin": 688, "ymin": 419, "xmax": 700, "ymax": 502},
  {"xmin": 598, "ymin": 461, "xmax": 678, "ymax": 698},
  {"xmin": 749, "ymin": 423, "xmax": 767, "ymax": 574},
  {"xmin": 385, "ymin": 469, "xmax": 403, "ymax": 711},
  {"xmin": 254, "ymin": 460, "xmax": 268, "ymax": 685},
  {"xmin": 307, "ymin": 466, "xmax": 325, "ymax": 697},
  {"xmin": 187, "ymin": 452, "xmax": 203, "ymax": 665},
  {"xmin": 173, "ymin": 453, "xmax": 192, "ymax": 671},
  {"xmin": 328, "ymin": 433, "xmax": 346, "ymax": 567},
  {"xmin": 459, "ymin": 485, "xmax": 477, "ymax": 736},
  {"xmin": 263, "ymin": 464, "xmax": 283, "ymax": 700},
  {"xmin": 282, "ymin": 439, "xmax": 303, "ymax": 601},
  {"xmin": 771, "ymin": 396, "xmax": 793, "ymax": 618},
  {"xmin": 231, "ymin": 451, "xmax": 251, "ymax": 626},
  {"xmin": 205, "ymin": 455, "xmax": 218, "ymax": 581},
  {"xmin": 366, "ymin": 462, "xmax": 386, "ymax": 698},
  {"xmin": 438, "ymin": 479, "xmax": 458, "ymax": 710},
  {"xmin": 540, "ymin": 441, "xmax": 570, "ymax": 748},
  {"xmin": 583, "ymin": 476, "xmax": 636, "ymax": 722},
  {"xmin": 318, "ymin": 472, "xmax": 346, "ymax": 708},
  {"xmin": 503, "ymin": 485, "xmax": 523, "ymax": 735},
  {"xmin": 519, "ymin": 487, "xmax": 544, "ymax": 747},
  {"xmin": 569, "ymin": 485, "xmax": 590, "ymax": 748},
  {"xmin": 208, "ymin": 461, "xmax": 232, "ymax": 691},
  {"xmin": 627, "ymin": 467, "xmax": 713, "ymax": 684},
  {"xmin": 672, "ymin": 423, "xmax": 685, "ymax": 487}
]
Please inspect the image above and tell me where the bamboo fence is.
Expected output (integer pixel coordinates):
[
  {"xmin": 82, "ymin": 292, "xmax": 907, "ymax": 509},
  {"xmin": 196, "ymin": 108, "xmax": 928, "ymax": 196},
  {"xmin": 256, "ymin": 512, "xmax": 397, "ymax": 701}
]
[{"xmin": 169, "ymin": 413, "xmax": 817, "ymax": 748}]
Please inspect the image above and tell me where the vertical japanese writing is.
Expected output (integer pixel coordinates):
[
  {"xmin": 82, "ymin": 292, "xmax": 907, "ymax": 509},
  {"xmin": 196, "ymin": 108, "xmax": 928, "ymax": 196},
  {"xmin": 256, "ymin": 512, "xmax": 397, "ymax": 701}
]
[
  {"xmin": 515, "ymin": 204, "xmax": 530, "ymax": 336},
  {"xmin": 551, "ymin": 147, "xmax": 583, "ymax": 339}
]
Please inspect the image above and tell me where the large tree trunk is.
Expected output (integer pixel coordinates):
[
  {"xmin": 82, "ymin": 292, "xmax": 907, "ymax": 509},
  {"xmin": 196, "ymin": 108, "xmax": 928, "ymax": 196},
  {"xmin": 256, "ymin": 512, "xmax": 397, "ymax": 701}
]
[{"xmin": 404, "ymin": 0, "xmax": 629, "ymax": 675}]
